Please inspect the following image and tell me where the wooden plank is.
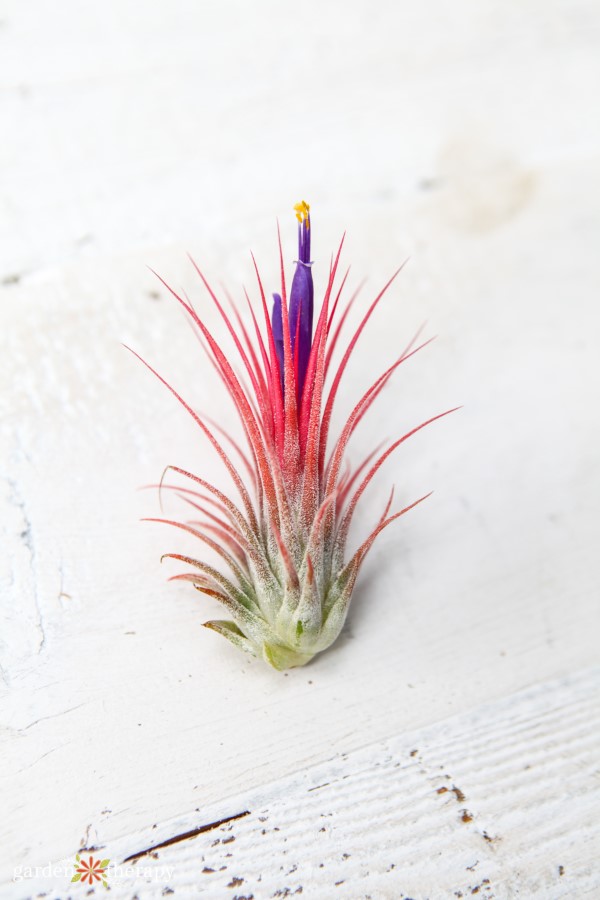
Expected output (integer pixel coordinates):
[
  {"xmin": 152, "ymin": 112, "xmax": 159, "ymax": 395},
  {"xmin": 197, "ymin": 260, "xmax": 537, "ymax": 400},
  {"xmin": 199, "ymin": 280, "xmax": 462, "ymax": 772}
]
[
  {"xmin": 5, "ymin": 668, "xmax": 599, "ymax": 898},
  {"xmin": 1, "ymin": 0, "xmax": 599, "ymax": 896}
]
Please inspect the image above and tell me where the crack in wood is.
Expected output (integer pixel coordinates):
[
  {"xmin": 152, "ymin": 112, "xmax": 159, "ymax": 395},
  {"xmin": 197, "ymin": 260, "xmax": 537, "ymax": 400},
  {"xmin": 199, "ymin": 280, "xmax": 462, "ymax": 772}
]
[
  {"xmin": 123, "ymin": 811, "xmax": 251, "ymax": 862},
  {"xmin": 307, "ymin": 782, "xmax": 331, "ymax": 792},
  {"xmin": 3, "ymin": 471, "xmax": 45, "ymax": 656}
]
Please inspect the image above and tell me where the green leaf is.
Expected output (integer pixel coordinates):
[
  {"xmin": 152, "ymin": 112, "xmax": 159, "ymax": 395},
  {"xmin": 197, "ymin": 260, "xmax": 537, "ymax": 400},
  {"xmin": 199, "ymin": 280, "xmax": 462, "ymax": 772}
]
[
  {"xmin": 203, "ymin": 620, "xmax": 258, "ymax": 657},
  {"xmin": 100, "ymin": 859, "xmax": 110, "ymax": 868},
  {"xmin": 71, "ymin": 874, "xmax": 81, "ymax": 882},
  {"xmin": 205, "ymin": 619, "xmax": 244, "ymax": 637}
]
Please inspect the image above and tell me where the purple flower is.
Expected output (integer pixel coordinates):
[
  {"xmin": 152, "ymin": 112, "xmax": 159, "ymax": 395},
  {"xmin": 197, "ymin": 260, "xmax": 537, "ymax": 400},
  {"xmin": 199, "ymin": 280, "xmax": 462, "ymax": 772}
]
[
  {"xmin": 271, "ymin": 291, "xmax": 284, "ymax": 389},
  {"xmin": 271, "ymin": 200, "xmax": 314, "ymax": 399}
]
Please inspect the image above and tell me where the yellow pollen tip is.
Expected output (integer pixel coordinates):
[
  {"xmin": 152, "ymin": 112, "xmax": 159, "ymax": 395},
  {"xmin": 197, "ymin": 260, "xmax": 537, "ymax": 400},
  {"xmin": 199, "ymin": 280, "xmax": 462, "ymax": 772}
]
[{"xmin": 293, "ymin": 200, "xmax": 310, "ymax": 228}]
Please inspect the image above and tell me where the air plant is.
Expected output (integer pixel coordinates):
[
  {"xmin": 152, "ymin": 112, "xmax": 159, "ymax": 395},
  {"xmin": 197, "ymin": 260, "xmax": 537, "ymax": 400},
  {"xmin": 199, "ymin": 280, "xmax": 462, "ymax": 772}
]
[{"xmin": 132, "ymin": 202, "xmax": 455, "ymax": 670}]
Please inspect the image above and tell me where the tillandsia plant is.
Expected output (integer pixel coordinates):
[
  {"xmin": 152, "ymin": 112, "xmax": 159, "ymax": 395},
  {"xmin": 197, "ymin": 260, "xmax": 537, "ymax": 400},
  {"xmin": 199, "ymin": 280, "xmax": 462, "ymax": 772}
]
[{"xmin": 132, "ymin": 202, "xmax": 456, "ymax": 670}]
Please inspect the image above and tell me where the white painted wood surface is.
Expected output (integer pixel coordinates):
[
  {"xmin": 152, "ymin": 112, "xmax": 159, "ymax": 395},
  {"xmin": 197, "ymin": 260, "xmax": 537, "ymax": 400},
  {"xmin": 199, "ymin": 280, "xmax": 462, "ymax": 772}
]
[
  {"xmin": 4, "ymin": 668, "xmax": 600, "ymax": 898},
  {"xmin": 1, "ymin": 1, "xmax": 599, "ymax": 898}
]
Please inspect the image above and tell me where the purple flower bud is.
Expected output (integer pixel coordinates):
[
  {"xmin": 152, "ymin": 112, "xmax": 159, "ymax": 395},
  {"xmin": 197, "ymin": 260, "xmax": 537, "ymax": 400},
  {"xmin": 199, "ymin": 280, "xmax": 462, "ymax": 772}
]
[{"xmin": 271, "ymin": 291, "xmax": 284, "ymax": 389}]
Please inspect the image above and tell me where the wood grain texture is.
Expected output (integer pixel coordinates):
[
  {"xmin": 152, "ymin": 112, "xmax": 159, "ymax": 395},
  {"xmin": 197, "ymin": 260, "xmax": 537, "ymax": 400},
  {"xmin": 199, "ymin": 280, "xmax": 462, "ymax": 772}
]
[
  {"xmin": 4, "ymin": 668, "xmax": 600, "ymax": 898},
  {"xmin": 1, "ymin": 0, "xmax": 599, "ymax": 897}
]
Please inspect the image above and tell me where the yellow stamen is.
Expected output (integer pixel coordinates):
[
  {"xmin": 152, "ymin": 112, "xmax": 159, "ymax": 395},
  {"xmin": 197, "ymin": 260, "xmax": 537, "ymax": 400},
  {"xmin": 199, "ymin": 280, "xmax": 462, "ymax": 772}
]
[{"xmin": 293, "ymin": 200, "xmax": 310, "ymax": 228}]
